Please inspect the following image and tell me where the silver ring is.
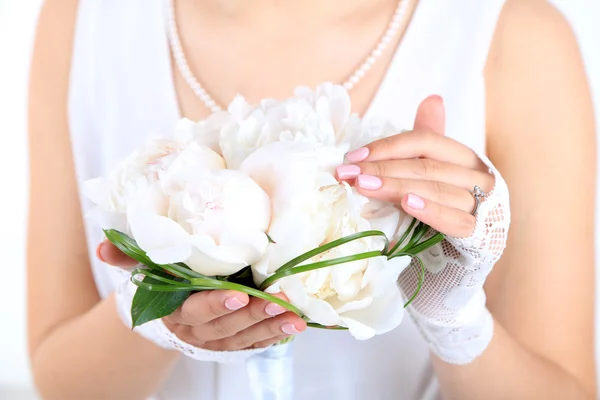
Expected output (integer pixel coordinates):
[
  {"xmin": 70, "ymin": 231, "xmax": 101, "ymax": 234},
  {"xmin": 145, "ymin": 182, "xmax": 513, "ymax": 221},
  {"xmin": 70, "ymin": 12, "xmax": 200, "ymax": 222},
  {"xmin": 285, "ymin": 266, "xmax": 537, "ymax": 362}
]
[{"xmin": 470, "ymin": 185, "xmax": 486, "ymax": 216}]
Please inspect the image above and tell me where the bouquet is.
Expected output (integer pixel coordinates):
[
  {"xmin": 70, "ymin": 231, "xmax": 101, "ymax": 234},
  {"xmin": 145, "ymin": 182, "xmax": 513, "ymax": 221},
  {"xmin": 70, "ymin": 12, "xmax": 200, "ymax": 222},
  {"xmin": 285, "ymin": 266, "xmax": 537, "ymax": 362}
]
[{"xmin": 85, "ymin": 83, "xmax": 444, "ymax": 399}]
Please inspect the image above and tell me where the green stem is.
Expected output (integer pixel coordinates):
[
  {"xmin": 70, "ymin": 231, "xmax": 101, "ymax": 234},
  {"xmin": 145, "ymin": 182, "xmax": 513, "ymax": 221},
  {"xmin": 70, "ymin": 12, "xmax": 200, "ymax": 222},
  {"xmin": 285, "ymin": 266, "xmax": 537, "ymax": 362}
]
[
  {"xmin": 405, "ymin": 232, "xmax": 445, "ymax": 255},
  {"xmin": 274, "ymin": 230, "xmax": 389, "ymax": 274},
  {"xmin": 188, "ymin": 278, "xmax": 304, "ymax": 316},
  {"xmin": 386, "ymin": 218, "xmax": 418, "ymax": 257},
  {"xmin": 131, "ymin": 268, "xmax": 191, "ymax": 287},
  {"xmin": 306, "ymin": 323, "xmax": 348, "ymax": 330},
  {"xmin": 260, "ymin": 251, "xmax": 382, "ymax": 291},
  {"xmin": 397, "ymin": 255, "xmax": 425, "ymax": 308},
  {"xmin": 397, "ymin": 222, "xmax": 428, "ymax": 255},
  {"xmin": 130, "ymin": 279, "xmax": 212, "ymax": 292}
]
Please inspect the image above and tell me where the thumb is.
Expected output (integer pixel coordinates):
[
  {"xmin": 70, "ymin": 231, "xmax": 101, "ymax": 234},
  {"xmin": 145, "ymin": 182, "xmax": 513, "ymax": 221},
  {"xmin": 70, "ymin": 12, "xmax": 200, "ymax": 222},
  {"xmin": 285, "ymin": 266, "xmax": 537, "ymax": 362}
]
[
  {"xmin": 414, "ymin": 95, "xmax": 446, "ymax": 136},
  {"xmin": 96, "ymin": 240, "xmax": 138, "ymax": 268}
]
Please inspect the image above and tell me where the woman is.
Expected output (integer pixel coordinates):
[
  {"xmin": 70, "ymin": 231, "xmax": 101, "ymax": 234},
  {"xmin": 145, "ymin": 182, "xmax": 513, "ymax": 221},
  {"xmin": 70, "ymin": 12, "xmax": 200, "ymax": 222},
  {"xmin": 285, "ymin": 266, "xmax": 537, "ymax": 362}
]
[{"xmin": 27, "ymin": 0, "xmax": 596, "ymax": 399}]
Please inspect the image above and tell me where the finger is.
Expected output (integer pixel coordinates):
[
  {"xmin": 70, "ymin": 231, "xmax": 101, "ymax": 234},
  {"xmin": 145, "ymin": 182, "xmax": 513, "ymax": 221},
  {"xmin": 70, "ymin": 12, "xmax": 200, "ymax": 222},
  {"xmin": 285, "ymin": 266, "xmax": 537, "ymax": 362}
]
[
  {"xmin": 345, "ymin": 130, "xmax": 483, "ymax": 171},
  {"xmin": 249, "ymin": 334, "xmax": 291, "ymax": 350},
  {"xmin": 338, "ymin": 159, "xmax": 493, "ymax": 192},
  {"xmin": 354, "ymin": 175, "xmax": 476, "ymax": 213},
  {"xmin": 164, "ymin": 290, "xmax": 249, "ymax": 326},
  {"xmin": 203, "ymin": 314, "xmax": 306, "ymax": 351},
  {"xmin": 400, "ymin": 193, "xmax": 476, "ymax": 238},
  {"xmin": 414, "ymin": 95, "xmax": 445, "ymax": 135},
  {"xmin": 190, "ymin": 294, "xmax": 291, "ymax": 341},
  {"xmin": 96, "ymin": 240, "xmax": 138, "ymax": 268}
]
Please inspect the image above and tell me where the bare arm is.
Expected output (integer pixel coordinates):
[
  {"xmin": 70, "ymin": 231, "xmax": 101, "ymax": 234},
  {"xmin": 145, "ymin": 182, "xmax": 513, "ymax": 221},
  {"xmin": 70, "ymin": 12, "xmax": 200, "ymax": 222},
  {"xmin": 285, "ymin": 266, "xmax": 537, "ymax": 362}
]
[
  {"xmin": 433, "ymin": 0, "xmax": 596, "ymax": 398},
  {"xmin": 27, "ymin": 1, "xmax": 180, "ymax": 398}
]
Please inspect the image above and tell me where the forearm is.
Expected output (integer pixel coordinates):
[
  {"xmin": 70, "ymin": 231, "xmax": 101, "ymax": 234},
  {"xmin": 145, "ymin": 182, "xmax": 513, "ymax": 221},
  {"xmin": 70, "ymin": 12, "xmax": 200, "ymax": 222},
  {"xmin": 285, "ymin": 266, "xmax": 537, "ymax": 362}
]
[
  {"xmin": 432, "ymin": 318, "xmax": 594, "ymax": 400},
  {"xmin": 31, "ymin": 294, "xmax": 180, "ymax": 400}
]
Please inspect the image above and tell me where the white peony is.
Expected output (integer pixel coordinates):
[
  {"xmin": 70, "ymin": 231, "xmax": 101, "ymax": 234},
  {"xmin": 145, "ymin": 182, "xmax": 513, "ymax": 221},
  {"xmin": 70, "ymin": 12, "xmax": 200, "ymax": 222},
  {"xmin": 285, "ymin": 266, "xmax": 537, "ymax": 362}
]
[
  {"xmin": 127, "ymin": 169, "xmax": 271, "ymax": 276},
  {"xmin": 85, "ymin": 135, "xmax": 272, "ymax": 276},
  {"xmin": 84, "ymin": 135, "xmax": 225, "ymax": 232},
  {"xmin": 241, "ymin": 140, "xmax": 411, "ymax": 340}
]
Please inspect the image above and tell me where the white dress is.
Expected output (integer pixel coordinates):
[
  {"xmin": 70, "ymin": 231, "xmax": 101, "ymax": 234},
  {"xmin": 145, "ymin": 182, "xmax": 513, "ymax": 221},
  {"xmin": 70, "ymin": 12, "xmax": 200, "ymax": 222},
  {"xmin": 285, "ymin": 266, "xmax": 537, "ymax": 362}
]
[{"xmin": 68, "ymin": 1, "xmax": 506, "ymax": 399}]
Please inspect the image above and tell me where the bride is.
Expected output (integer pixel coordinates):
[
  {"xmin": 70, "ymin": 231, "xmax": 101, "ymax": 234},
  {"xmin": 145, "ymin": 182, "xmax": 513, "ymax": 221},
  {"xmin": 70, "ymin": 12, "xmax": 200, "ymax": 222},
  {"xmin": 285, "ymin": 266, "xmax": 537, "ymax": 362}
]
[{"xmin": 27, "ymin": 0, "xmax": 596, "ymax": 399}]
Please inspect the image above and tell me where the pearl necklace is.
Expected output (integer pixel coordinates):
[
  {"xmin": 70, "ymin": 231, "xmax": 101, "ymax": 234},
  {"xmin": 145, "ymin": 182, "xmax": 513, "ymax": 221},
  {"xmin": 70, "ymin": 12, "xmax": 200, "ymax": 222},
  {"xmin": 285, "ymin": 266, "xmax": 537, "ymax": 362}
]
[{"xmin": 166, "ymin": 0, "xmax": 410, "ymax": 113}]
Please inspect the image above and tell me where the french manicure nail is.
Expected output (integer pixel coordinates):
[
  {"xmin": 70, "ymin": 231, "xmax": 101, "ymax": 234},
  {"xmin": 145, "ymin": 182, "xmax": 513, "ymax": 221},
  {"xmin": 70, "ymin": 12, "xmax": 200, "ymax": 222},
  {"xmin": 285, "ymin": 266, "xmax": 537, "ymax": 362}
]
[
  {"xmin": 406, "ymin": 193, "xmax": 425, "ymax": 210},
  {"xmin": 356, "ymin": 174, "xmax": 382, "ymax": 190},
  {"xmin": 281, "ymin": 323, "xmax": 300, "ymax": 335},
  {"xmin": 336, "ymin": 164, "xmax": 360, "ymax": 180},
  {"xmin": 225, "ymin": 297, "xmax": 246, "ymax": 311},
  {"xmin": 346, "ymin": 147, "xmax": 369, "ymax": 163},
  {"xmin": 265, "ymin": 303, "xmax": 286, "ymax": 316}
]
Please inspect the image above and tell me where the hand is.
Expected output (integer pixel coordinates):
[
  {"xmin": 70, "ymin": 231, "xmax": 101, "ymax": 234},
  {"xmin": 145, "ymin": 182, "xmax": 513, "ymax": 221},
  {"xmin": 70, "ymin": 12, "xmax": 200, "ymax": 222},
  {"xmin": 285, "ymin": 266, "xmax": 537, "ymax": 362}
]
[
  {"xmin": 97, "ymin": 240, "xmax": 306, "ymax": 351},
  {"xmin": 336, "ymin": 95, "xmax": 495, "ymax": 238},
  {"xmin": 336, "ymin": 95, "xmax": 510, "ymax": 365}
]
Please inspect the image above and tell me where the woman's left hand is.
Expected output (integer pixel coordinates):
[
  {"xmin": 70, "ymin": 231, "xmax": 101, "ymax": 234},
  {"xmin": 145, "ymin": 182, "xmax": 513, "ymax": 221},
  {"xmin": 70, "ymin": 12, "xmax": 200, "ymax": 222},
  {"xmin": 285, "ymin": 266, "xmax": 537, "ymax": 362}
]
[{"xmin": 336, "ymin": 95, "xmax": 494, "ymax": 238}]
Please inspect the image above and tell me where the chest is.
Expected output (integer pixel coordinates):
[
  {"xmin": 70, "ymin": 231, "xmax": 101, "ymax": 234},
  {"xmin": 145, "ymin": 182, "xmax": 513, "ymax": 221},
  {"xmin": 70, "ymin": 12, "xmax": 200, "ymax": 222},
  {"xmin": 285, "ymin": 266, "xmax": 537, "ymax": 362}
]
[{"xmin": 170, "ymin": 0, "xmax": 419, "ymax": 121}]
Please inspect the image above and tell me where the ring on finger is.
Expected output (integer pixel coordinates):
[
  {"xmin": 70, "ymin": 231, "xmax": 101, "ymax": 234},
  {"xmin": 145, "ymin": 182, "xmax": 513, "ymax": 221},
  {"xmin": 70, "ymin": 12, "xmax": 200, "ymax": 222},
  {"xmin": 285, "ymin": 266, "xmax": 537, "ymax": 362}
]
[{"xmin": 469, "ymin": 185, "xmax": 487, "ymax": 216}]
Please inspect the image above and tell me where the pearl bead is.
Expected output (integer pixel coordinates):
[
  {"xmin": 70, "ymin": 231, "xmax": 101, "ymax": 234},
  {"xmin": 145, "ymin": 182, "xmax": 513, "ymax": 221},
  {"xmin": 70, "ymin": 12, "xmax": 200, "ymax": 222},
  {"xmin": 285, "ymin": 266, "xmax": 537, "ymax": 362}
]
[{"xmin": 167, "ymin": 0, "xmax": 409, "ymax": 110}]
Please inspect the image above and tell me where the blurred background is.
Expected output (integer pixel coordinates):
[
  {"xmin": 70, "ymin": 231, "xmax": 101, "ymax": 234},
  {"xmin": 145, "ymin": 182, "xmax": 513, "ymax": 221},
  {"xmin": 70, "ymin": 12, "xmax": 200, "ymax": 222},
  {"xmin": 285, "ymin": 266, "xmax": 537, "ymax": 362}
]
[{"xmin": 0, "ymin": 1, "xmax": 599, "ymax": 399}]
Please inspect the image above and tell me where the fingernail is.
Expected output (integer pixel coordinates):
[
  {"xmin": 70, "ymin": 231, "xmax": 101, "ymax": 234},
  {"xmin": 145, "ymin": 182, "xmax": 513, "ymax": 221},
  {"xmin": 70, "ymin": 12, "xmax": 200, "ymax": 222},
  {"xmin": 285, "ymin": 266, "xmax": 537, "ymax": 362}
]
[
  {"xmin": 281, "ymin": 323, "xmax": 300, "ymax": 335},
  {"xmin": 96, "ymin": 242, "xmax": 107, "ymax": 263},
  {"xmin": 225, "ymin": 297, "xmax": 246, "ymax": 311},
  {"xmin": 336, "ymin": 164, "xmax": 360, "ymax": 179},
  {"xmin": 429, "ymin": 94, "xmax": 444, "ymax": 105},
  {"xmin": 406, "ymin": 193, "xmax": 425, "ymax": 210},
  {"xmin": 356, "ymin": 174, "xmax": 382, "ymax": 190},
  {"xmin": 346, "ymin": 147, "xmax": 369, "ymax": 163},
  {"xmin": 265, "ymin": 303, "xmax": 286, "ymax": 316}
]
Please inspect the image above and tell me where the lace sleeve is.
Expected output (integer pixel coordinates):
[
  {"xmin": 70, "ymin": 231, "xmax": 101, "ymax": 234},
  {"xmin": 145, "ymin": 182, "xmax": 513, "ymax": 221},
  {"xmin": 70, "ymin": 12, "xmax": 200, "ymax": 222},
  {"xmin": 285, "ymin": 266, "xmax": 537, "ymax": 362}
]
[
  {"xmin": 398, "ymin": 153, "xmax": 510, "ymax": 364},
  {"xmin": 114, "ymin": 278, "xmax": 269, "ymax": 363}
]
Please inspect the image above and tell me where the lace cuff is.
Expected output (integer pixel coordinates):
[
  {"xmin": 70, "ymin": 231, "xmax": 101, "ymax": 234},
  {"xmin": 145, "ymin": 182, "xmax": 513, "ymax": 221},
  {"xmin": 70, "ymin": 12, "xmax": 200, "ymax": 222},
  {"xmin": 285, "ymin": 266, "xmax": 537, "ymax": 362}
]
[
  {"xmin": 399, "ymin": 151, "xmax": 509, "ymax": 364},
  {"xmin": 115, "ymin": 278, "xmax": 269, "ymax": 363}
]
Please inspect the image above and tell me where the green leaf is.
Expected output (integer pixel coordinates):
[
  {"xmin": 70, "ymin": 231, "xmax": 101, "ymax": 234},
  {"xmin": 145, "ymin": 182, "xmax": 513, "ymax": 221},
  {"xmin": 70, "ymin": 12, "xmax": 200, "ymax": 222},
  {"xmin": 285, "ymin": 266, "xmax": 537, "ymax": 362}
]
[
  {"xmin": 131, "ymin": 271, "xmax": 191, "ymax": 328},
  {"xmin": 266, "ymin": 233, "xmax": 277, "ymax": 244},
  {"xmin": 103, "ymin": 229, "xmax": 203, "ymax": 280},
  {"xmin": 104, "ymin": 229, "xmax": 158, "ymax": 267}
]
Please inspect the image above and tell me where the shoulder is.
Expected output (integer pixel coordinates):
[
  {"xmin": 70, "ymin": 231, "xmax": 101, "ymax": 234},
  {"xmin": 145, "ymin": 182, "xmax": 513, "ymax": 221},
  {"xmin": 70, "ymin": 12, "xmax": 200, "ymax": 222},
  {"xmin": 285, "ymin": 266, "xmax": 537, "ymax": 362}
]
[
  {"xmin": 487, "ymin": 0, "xmax": 581, "ymax": 70},
  {"xmin": 30, "ymin": 0, "xmax": 79, "ymax": 109},
  {"xmin": 484, "ymin": 0, "xmax": 594, "ymax": 149}
]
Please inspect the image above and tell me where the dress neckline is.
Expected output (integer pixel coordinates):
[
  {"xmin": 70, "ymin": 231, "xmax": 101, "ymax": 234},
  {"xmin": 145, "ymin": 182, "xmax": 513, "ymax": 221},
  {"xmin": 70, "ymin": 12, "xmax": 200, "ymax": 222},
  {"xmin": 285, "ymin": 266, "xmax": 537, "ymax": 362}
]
[{"xmin": 159, "ymin": 0, "xmax": 425, "ymax": 125}]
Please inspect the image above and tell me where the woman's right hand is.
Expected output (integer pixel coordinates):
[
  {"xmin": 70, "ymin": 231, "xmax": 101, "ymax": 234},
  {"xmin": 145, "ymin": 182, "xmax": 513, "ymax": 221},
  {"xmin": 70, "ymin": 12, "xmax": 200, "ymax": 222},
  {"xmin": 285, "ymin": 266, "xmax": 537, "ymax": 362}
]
[{"xmin": 97, "ymin": 240, "xmax": 307, "ymax": 351}]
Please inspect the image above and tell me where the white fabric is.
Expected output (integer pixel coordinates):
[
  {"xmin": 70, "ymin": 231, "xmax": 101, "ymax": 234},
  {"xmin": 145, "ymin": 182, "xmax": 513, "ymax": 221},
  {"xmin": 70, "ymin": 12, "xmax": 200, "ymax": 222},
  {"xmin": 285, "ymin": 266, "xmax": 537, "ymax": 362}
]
[{"xmin": 68, "ymin": 0, "xmax": 507, "ymax": 398}]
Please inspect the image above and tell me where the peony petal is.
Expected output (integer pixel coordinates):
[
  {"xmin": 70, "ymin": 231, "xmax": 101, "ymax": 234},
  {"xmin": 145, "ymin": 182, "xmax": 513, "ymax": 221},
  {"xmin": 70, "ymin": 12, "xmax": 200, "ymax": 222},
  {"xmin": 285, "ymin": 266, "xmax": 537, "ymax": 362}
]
[
  {"xmin": 340, "ymin": 287, "xmax": 405, "ymax": 338},
  {"xmin": 186, "ymin": 230, "xmax": 268, "ymax": 276},
  {"xmin": 339, "ymin": 317, "xmax": 377, "ymax": 340},
  {"xmin": 86, "ymin": 207, "xmax": 128, "ymax": 233},
  {"xmin": 279, "ymin": 276, "xmax": 340, "ymax": 326},
  {"xmin": 83, "ymin": 177, "xmax": 111, "ymax": 209},
  {"xmin": 362, "ymin": 200, "xmax": 401, "ymax": 240},
  {"xmin": 335, "ymin": 296, "xmax": 373, "ymax": 314},
  {"xmin": 128, "ymin": 209, "xmax": 192, "ymax": 265},
  {"xmin": 365, "ymin": 256, "xmax": 412, "ymax": 297}
]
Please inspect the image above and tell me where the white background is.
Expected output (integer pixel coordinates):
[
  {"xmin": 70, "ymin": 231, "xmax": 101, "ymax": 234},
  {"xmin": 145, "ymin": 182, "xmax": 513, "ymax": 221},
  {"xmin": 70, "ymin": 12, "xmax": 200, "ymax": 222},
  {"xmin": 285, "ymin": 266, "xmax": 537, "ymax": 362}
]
[{"xmin": 0, "ymin": 0, "xmax": 598, "ymax": 398}]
